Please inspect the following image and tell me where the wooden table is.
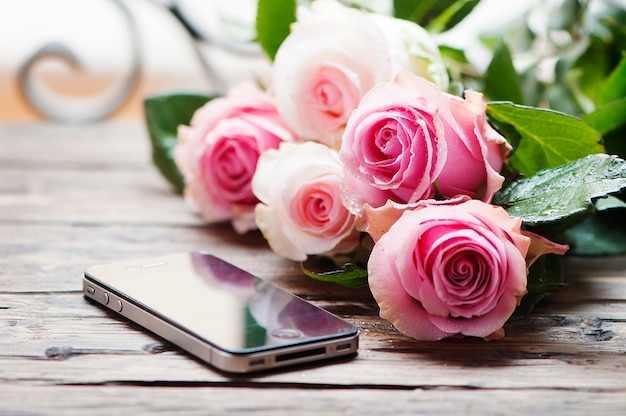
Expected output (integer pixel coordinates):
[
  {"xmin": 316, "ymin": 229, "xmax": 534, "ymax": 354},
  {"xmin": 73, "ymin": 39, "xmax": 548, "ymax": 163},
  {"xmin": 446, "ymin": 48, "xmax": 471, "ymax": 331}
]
[{"xmin": 2, "ymin": 120, "xmax": 625, "ymax": 415}]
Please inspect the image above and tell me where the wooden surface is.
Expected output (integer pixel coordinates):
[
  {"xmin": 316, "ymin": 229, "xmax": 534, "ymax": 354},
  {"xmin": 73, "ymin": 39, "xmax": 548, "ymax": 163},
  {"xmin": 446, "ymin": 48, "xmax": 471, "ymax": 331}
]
[{"xmin": 1, "ymin": 120, "xmax": 625, "ymax": 415}]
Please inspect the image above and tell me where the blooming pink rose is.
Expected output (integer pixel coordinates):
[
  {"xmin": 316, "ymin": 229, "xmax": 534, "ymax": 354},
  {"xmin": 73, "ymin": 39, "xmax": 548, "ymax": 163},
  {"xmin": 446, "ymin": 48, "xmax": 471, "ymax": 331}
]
[
  {"xmin": 364, "ymin": 197, "xmax": 568, "ymax": 340},
  {"xmin": 437, "ymin": 91, "xmax": 510, "ymax": 201},
  {"xmin": 339, "ymin": 71, "xmax": 509, "ymax": 212},
  {"xmin": 272, "ymin": 0, "xmax": 448, "ymax": 148},
  {"xmin": 339, "ymin": 72, "xmax": 449, "ymax": 209},
  {"xmin": 175, "ymin": 82, "xmax": 295, "ymax": 233},
  {"xmin": 252, "ymin": 141, "xmax": 358, "ymax": 261}
]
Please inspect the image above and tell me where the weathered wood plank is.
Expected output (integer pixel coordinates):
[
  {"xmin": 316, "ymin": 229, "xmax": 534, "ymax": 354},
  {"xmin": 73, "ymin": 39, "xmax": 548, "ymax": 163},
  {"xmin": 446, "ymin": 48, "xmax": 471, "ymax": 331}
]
[
  {"xmin": 0, "ymin": 121, "xmax": 149, "ymax": 166},
  {"xmin": 0, "ymin": 223, "xmax": 295, "ymax": 291},
  {"xmin": 2, "ymin": 292, "xmax": 625, "ymax": 352},
  {"xmin": 1, "ymin": 292, "xmax": 625, "ymax": 389},
  {"xmin": 0, "ymin": 222, "xmax": 380, "ymax": 303},
  {"xmin": 1, "ymin": 343, "xmax": 625, "ymax": 390},
  {"xmin": 0, "ymin": 167, "xmax": 199, "ymax": 225},
  {"xmin": 1, "ymin": 384, "xmax": 624, "ymax": 416},
  {"xmin": 0, "ymin": 121, "xmax": 192, "ymax": 226},
  {"xmin": 1, "ymin": 221, "xmax": 625, "ymax": 298},
  {"xmin": 2, "ymin": 121, "xmax": 626, "ymax": 415}
]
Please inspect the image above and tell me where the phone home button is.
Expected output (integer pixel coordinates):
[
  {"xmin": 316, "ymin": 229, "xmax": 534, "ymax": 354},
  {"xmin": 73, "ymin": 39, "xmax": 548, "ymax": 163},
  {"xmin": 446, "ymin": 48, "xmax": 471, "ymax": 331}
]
[{"xmin": 270, "ymin": 328, "xmax": 303, "ymax": 340}]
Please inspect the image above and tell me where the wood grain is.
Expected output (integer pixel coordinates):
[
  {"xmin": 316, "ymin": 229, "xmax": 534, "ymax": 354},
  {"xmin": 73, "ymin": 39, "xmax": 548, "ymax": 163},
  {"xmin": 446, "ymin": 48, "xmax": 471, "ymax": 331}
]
[
  {"xmin": 2, "ymin": 384, "xmax": 624, "ymax": 416},
  {"xmin": 1, "ymin": 121, "xmax": 625, "ymax": 415}
]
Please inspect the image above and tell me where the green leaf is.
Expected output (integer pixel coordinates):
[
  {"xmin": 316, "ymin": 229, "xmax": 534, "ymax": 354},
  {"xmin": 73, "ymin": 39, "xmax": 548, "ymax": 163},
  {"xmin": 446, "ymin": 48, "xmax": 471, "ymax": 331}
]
[
  {"xmin": 567, "ymin": 37, "xmax": 613, "ymax": 109},
  {"xmin": 394, "ymin": 0, "xmax": 479, "ymax": 31},
  {"xmin": 143, "ymin": 93, "xmax": 214, "ymax": 193},
  {"xmin": 425, "ymin": 0, "xmax": 480, "ymax": 33},
  {"xmin": 483, "ymin": 42, "xmax": 524, "ymax": 104},
  {"xmin": 583, "ymin": 55, "xmax": 626, "ymax": 135},
  {"xmin": 562, "ymin": 207, "xmax": 626, "ymax": 256},
  {"xmin": 393, "ymin": 0, "xmax": 435, "ymax": 22},
  {"xmin": 596, "ymin": 54, "xmax": 626, "ymax": 106},
  {"xmin": 493, "ymin": 153, "xmax": 626, "ymax": 226},
  {"xmin": 487, "ymin": 102, "xmax": 605, "ymax": 177},
  {"xmin": 438, "ymin": 45, "xmax": 469, "ymax": 64},
  {"xmin": 583, "ymin": 98, "xmax": 626, "ymax": 135},
  {"xmin": 301, "ymin": 262, "xmax": 368, "ymax": 289},
  {"xmin": 508, "ymin": 254, "xmax": 567, "ymax": 322},
  {"xmin": 256, "ymin": 0, "xmax": 297, "ymax": 61},
  {"xmin": 604, "ymin": 124, "xmax": 626, "ymax": 159}
]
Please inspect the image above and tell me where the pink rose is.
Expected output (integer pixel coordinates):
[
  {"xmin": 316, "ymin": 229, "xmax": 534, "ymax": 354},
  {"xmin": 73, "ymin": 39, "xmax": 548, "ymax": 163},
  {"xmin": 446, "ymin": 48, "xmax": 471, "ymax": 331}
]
[
  {"xmin": 339, "ymin": 71, "xmax": 509, "ymax": 212},
  {"xmin": 437, "ymin": 91, "xmax": 510, "ymax": 201},
  {"xmin": 252, "ymin": 141, "xmax": 358, "ymax": 261},
  {"xmin": 175, "ymin": 82, "xmax": 295, "ymax": 233},
  {"xmin": 339, "ymin": 72, "xmax": 449, "ymax": 209},
  {"xmin": 364, "ymin": 197, "xmax": 568, "ymax": 340},
  {"xmin": 272, "ymin": 0, "xmax": 448, "ymax": 148}
]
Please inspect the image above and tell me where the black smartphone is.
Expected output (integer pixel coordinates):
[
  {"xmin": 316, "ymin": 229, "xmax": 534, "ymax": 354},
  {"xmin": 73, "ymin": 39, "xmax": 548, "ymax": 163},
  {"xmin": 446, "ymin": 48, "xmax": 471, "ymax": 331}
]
[{"xmin": 83, "ymin": 252, "xmax": 359, "ymax": 373}]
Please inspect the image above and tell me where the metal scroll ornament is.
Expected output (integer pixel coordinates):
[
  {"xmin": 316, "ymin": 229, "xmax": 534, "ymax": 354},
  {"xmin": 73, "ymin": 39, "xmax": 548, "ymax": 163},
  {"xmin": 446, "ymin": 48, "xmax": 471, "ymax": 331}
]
[
  {"xmin": 18, "ymin": 0, "xmax": 141, "ymax": 123},
  {"xmin": 17, "ymin": 0, "xmax": 261, "ymax": 122}
]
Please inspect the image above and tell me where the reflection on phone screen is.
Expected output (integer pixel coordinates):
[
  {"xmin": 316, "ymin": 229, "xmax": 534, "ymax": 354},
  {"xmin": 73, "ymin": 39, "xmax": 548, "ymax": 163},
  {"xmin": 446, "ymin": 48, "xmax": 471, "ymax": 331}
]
[{"xmin": 100, "ymin": 252, "xmax": 355, "ymax": 353}]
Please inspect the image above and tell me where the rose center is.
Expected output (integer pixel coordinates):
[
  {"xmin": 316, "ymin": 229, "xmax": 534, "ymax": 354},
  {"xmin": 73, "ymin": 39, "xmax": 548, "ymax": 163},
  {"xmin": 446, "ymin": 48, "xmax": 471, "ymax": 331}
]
[
  {"xmin": 446, "ymin": 252, "xmax": 485, "ymax": 295},
  {"xmin": 436, "ymin": 245, "xmax": 503, "ymax": 318},
  {"xmin": 375, "ymin": 124, "xmax": 402, "ymax": 157},
  {"xmin": 315, "ymin": 82, "xmax": 343, "ymax": 117},
  {"xmin": 354, "ymin": 108, "xmax": 440, "ymax": 203},
  {"xmin": 290, "ymin": 181, "xmax": 352, "ymax": 236},
  {"xmin": 205, "ymin": 137, "xmax": 259, "ymax": 204},
  {"xmin": 306, "ymin": 66, "xmax": 360, "ymax": 122}
]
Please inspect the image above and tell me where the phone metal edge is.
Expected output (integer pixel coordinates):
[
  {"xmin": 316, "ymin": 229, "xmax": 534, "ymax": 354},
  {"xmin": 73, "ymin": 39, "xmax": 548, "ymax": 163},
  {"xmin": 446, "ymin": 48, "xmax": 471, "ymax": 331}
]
[{"xmin": 82, "ymin": 276, "xmax": 358, "ymax": 373}]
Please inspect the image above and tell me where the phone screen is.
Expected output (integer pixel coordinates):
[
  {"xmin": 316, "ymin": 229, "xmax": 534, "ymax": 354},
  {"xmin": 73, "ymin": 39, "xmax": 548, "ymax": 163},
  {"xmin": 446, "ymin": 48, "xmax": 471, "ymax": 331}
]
[{"xmin": 85, "ymin": 252, "xmax": 357, "ymax": 354}]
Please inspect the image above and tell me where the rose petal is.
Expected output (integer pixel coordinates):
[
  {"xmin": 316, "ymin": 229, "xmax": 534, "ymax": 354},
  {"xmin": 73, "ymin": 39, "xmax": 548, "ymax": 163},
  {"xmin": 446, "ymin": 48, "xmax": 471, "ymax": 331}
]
[
  {"xmin": 339, "ymin": 72, "xmax": 449, "ymax": 208},
  {"xmin": 368, "ymin": 234, "xmax": 451, "ymax": 341},
  {"xmin": 367, "ymin": 198, "xmax": 537, "ymax": 341},
  {"xmin": 522, "ymin": 230, "xmax": 570, "ymax": 269},
  {"xmin": 252, "ymin": 141, "xmax": 357, "ymax": 261}
]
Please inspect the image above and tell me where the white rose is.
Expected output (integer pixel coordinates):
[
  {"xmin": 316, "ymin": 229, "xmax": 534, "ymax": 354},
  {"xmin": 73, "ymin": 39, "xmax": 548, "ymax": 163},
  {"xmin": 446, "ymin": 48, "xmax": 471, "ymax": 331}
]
[
  {"xmin": 252, "ymin": 141, "xmax": 358, "ymax": 261},
  {"xmin": 272, "ymin": 0, "xmax": 448, "ymax": 148}
]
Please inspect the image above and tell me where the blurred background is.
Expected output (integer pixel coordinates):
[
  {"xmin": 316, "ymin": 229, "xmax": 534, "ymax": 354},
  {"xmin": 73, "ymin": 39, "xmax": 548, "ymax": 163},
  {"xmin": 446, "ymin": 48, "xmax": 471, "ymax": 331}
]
[
  {"xmin": 1, "ymin": 0, "xmax": 624, "ymax": 122},
  {"xmin": 0, "ymin": 0, "xmax": 271, "ymax": 121},
  {"xmin": 0, "ymin": 0, "xmax": 525, "ymax": 123}
]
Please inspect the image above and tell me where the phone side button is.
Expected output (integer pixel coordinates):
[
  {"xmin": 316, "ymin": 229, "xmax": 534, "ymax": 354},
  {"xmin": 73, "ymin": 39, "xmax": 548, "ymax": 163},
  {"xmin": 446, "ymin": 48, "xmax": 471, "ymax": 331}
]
[
  {"xmin": 115, "ymin": 300, "xmax": 123, "ymax": 312},
  {"xmin": 85, "ymin": 285, "xmax": 96, "ymax": 295},
  {"xmin": 103, "ymin": 292, "xmax": 110, "ymax": 305}
]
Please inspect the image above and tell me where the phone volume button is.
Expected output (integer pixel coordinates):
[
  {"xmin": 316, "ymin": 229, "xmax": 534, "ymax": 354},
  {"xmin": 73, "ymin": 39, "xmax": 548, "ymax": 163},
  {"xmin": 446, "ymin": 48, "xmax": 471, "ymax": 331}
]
[
  {"xmin": 103, "ymin": 292, "xmax": 110, "ymax": 305},
  {"xmin": 115, "ymin": 300, "xmax": 123, "ymax": 312}
]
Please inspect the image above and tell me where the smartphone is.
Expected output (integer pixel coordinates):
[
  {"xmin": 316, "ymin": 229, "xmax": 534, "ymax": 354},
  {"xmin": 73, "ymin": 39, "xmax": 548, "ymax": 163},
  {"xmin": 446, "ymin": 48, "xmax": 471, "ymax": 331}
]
[{"xmin": 83, "ymin": 252, "xmax": 359, "ymax": 373}]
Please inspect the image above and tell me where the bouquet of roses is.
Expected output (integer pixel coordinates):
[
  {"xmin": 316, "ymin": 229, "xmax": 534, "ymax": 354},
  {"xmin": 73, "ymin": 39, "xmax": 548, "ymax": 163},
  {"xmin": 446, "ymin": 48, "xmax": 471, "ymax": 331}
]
[{"xmin": 145, "ymin": 0, "xmax": 626, "ymax": 341}]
